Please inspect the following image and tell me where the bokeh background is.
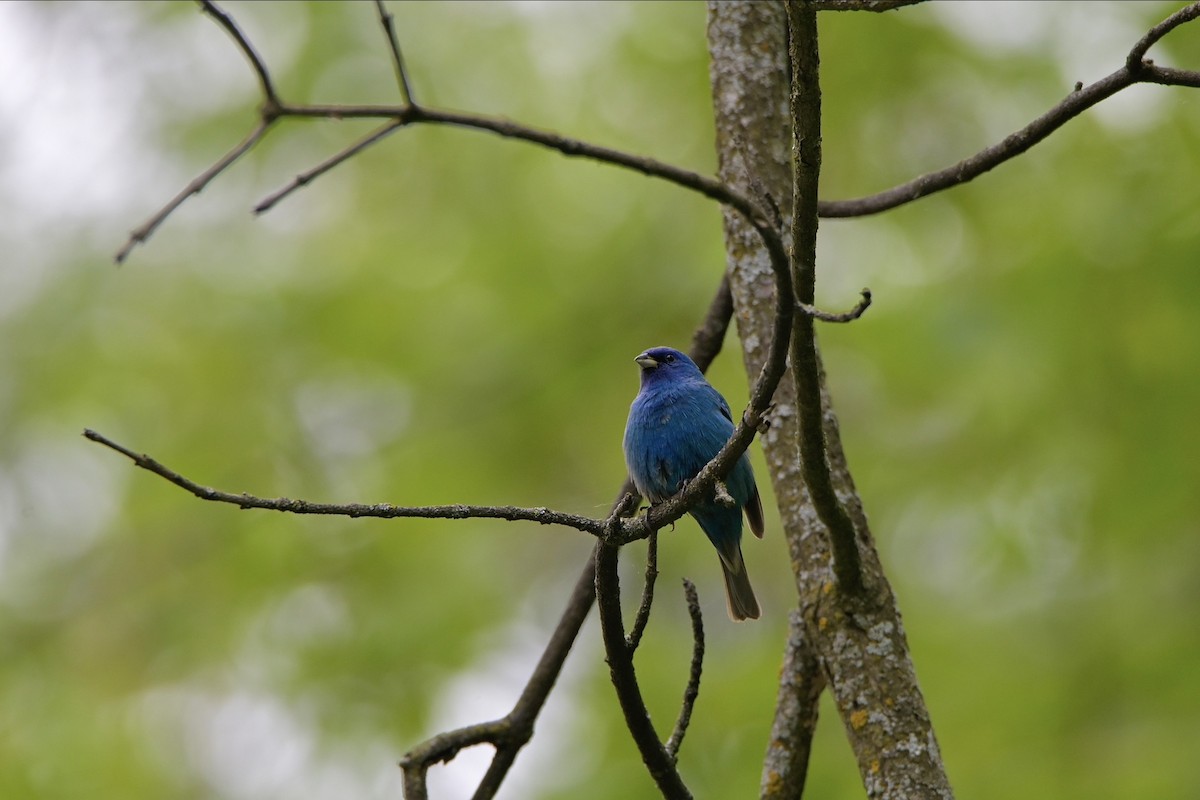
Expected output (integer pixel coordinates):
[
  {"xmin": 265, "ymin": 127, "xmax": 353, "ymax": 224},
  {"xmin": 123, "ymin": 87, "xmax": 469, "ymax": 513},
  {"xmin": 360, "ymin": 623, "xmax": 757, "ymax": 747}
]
[{"xmin": 2, "ymin": 1, "xmax": 1198, "ymax": 798}]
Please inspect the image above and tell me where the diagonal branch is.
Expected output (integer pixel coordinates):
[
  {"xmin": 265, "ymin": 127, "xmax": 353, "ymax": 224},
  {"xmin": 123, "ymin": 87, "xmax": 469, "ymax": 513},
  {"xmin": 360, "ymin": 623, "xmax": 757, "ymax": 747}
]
[
  {"xmin": 115, "ymin": 119, "xmax": 273, "ymax": 264},
  {"xmin": 462, "ymin": 276, "xmax": 737, "ymax": 800},
  {"xmin": 373, "ymin": 0, "xmax": 417, "ymax": 106},
  {"xmin": 820, "ymin": 1, "xmax": 1200, "ymax": 218},
  {"xmin": 255, "ymin": 119, "xmax": 405, "ymax": 214},
  {"xmin": 595, "ymin": 537, "xmax": 692, "ymax": 800},
  {"xmin": 198, "ymin": 0, "xmax": 280, "ymax": 110},
  {"xmin": 1128, "ymin": 2, "xmax": 1200, "ymax": 69},
  {"xmin": 399, "ymin": 541, "xmax": 603, "ymax": 800},
  {"xmin": 83, "ymin": 428, "xmax": 605, "ymax": 535},
  {"xmin": 813, "ymin": 0, "xmax": 928, "ymax": 10}
]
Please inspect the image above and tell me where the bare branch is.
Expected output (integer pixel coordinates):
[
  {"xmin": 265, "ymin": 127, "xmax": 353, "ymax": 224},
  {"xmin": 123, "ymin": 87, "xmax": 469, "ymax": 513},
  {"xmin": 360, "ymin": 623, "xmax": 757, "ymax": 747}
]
[
  {"xmin": 665, "ymin": 579, "xmax": 705, "ymax": 764},
  {"xmin": 123, "ymin": 2, "xmax": 1200, "ymax": 261},
  {"xmin": 760, "ymin": 610, "xmax": 825, "ymax": 800},
  {"xmin": 625, "ymin": 530, "xmax": 659, "ymax": 652},
  {"xmin": 821, "ymin": 2, "xmax": 1200, "ymax": 218},
  {"xmin": 399, "ymin": 720, "xmax": 501, "ymax": 800},
  {"xmin": 1143, "ymin": 62, "xmax": 1200, "ymax": 88},
  {"xmin": 115, "ymin": 119, "xmax": 273, "ymax": 264},
  {"xmin": 813, "ymin": 0, "xmax": 928, "ymax": 11},
  {"xmin": 1128, "ymin": 2, "xmax": 1200, "ymax": 70},
  {"xmin": 198, "ymin": 0, "xmax": 280, "ymax": 109},
  {"xmin": 787, "ymin": 0, "xmax": 865, "ymax": 596},
  {"xmin": 799, "ymin": 288, "xmax": 872, "ymax": 323},
  {"xmin": 83, "ymin": 428, "xmax": 605, "ymax": 535},
  {"xmin": 596, "ymin": 537, "xmax": 692, "ymax": 800},
  {"xmin": 255, "ymin": 120, "xmax": 405, "ymax": 214},
  {"xmin": 373, "ymin": 0, "xmax": 417, "ymax": 105}
]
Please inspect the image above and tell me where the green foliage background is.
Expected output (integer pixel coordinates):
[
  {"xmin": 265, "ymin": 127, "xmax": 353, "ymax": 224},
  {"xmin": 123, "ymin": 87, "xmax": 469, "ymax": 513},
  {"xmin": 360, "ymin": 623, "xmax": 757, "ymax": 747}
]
[{"xmin": 1, "ymin": 2, "xmax": 1197, "ymax": 798}]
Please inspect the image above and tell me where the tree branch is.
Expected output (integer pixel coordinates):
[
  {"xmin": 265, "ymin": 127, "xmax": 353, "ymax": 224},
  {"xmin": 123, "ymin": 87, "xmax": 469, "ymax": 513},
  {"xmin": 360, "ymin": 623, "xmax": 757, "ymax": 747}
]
[
  {"xmin": 373, "ymin": 0, "xmax": 417, "ymax": 106},
  {"xmin": 799, "ymin": 288, "xmax": 872, "ymax": 323},
  {"xmin": 595, "ymin": 537, "xmax": 692, "ymax": 800},
  {"xmin": 101, "ymin": 272, "xmax": 722, "ymax": 800},
  {"xmin": 198, "ymin": 0, "xmax": 280, "ymax": 110},
  {"xmin": 786, "ymin": 0, "xmax": 865, "ymax": 597},
  {"xmin": 255, "ymin": 120, "xmax": 404, "ymax": 214},
  {"xmin": 665, "ymin": 578, "xmax": 705, "ymax": 764},
  {"xmin": 625, "ymin": 530, "xmax": 659, "ymax": 652},
  {"xmin": 709, "ymin": 4, "xmax": 955, "ymax": 797},
  {"xmin": 118, "ymin": 3, "xmax": 1200, "ymax": 263},
  {"xmin": 114, "ymin": 119, "xmax": 273, "ymax": 264},
  {"xmin": 761, "ymin": 610, "xmax": 825, "ymax": 800},
  {"xmin": 813, "ymin": 0, "xmax": 928, "ymax": 11},
  {"xmin": 819, "ymin": 1, "xmax": 1200, "ymax": 218},
  {"xmin": 83, "ymin": 428, "xmax": 605, "ymax": 535},
  {"xmin": 1127, "ymin": 2, "xmax": 1200, "ymax": 70}
]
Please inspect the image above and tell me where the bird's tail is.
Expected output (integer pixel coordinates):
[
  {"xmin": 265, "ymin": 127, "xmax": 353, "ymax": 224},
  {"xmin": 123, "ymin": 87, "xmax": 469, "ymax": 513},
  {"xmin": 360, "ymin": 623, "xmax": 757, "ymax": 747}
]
[{"xmin": 718, "ymin": 546, "xmax": 760, "ymax": 621}]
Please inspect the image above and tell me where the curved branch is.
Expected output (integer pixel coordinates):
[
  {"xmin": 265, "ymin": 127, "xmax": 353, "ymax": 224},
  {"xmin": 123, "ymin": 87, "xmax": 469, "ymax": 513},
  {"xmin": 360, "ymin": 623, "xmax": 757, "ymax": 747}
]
[
  {"xmin": 820, "ymin": 1, "xmax": 1200, "ymax": 218},
  {"xmin": 198, "ymin": 0, "xmax": 279, "ymax": 109},
  {"xmin": 595, "ymin": 538, "xmax": 692, "ymax": 800},
  {"xmin": 1128, "ymin": 2, "xmax": 1200, "ymax": 69},
  {"xmin": 123, "ymin": 2, "xmax": 1200, "ymax": 262},
  {"xmin": 625, "ymin": 530, "xmax": 659, "ymax": 652},
  {"xmin": 665, "ymin": 579, "xmax": 705, "ymax": 764},
  {"xmin": 799, "ymin": 288, "xmax": 872, "ymax": 323}
]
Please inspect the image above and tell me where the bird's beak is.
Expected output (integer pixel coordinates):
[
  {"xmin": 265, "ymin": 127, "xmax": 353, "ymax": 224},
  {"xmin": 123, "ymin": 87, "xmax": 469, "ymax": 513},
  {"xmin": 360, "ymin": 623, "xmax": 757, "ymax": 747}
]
[{"xmin": 635, "ymin": 353, "xmax": 658, "ymax": 370}]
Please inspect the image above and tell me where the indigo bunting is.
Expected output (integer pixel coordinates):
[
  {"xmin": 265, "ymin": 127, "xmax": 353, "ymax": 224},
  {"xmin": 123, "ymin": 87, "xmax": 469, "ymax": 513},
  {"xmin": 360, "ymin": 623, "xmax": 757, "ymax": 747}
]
[{"xmin": 623, "ymin": 346, "xmax": 764, "ymax": 621}]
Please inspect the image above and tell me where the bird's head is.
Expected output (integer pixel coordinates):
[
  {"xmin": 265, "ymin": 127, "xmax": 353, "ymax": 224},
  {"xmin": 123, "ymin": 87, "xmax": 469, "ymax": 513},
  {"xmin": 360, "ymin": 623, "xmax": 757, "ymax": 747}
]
[{"xmin": 634, "ymin": 346, "xmax": 701, "ymax": 385}]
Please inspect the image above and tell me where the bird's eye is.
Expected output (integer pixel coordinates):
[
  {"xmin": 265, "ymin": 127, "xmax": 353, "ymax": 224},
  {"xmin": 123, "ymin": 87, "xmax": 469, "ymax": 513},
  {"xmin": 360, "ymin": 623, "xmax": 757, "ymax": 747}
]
[{"xmin": 664, "ymin": 354, "xmax": 675, "ymax": 363}]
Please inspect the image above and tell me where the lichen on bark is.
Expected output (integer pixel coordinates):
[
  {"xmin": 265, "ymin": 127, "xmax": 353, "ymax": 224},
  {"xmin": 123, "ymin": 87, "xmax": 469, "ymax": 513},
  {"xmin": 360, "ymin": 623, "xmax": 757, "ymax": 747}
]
[{"xmin": 706, "ymin": 3, "xmax": 954, "ymax": 797}]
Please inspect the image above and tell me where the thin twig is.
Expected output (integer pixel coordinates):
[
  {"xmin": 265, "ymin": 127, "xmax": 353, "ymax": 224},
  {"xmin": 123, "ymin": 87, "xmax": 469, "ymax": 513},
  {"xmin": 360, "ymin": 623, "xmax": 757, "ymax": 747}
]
[
  {"xmin": 115, "ymin": 119, "xmax": 273, "ymax": 264},
  {"xmin": 813, "ymin": 0, "xmax": 928, "ymax": 11},
  {"xmin": 625, "ymin": 530, "xmax": 659, "ymax": 652},
  {"xmin": 798, "ymin": 288, "xmax": 872, "ymax": 323},
  {"xmin": 83, "ymin": 428, "xmax": 605, "ymax": 535},
  {"xmin": 255, "ymin": 119, "xmax": 405, "ymax": 214},
  {"xmin": 399, "ymin": 719, "xmax": 500, "ymax": 800},
  {"xmin": 665, "ymin": 579, "xmax": 705, "ymax": 764},
  {"xmin": 373, "ymin": 0, "xmax": 417, "ymax": 105},
  {"xmin": 1127, "ymin": 2, "xmax": 1200, "ymax": 70},
  {"xmin": 198, "ymin": 0, "xmax": 280, "ymax": 109}
]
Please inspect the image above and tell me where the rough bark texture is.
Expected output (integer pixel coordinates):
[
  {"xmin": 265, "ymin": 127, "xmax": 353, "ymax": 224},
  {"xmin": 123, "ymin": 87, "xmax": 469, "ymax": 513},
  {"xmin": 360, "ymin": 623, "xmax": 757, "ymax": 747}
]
[{"xmin": 706, "ymin": 3, "xmax": 955, "ymax": 798}]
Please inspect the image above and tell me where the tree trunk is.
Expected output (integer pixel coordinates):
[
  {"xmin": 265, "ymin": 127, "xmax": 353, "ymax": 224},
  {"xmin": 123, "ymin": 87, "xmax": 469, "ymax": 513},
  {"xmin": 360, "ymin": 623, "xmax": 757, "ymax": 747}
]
[{"xmin": 706, "ymin": 3, "xmax": 955, "ymax": 798}]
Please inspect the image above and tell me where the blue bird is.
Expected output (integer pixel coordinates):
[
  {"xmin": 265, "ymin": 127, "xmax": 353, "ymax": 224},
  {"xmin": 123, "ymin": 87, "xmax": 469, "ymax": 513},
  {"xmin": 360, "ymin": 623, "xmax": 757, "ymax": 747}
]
[{"xmin": 623, "ymin": 346, "xmax": 764, "ymax": 621}]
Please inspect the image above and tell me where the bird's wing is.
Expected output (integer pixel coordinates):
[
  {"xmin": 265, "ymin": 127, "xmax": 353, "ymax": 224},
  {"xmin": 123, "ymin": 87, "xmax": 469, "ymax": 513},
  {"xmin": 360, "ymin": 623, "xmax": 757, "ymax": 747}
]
[
  {"xmin": 745, "ymin": 483, "xmax": 765, "ymax": 538},
  {"xmin": 701, "ymin": 383, "xmax": 765, "ymax": 537},
  {"xmin": 716, "ymin": 394, "xmax": 734, "ymax": 424}
]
